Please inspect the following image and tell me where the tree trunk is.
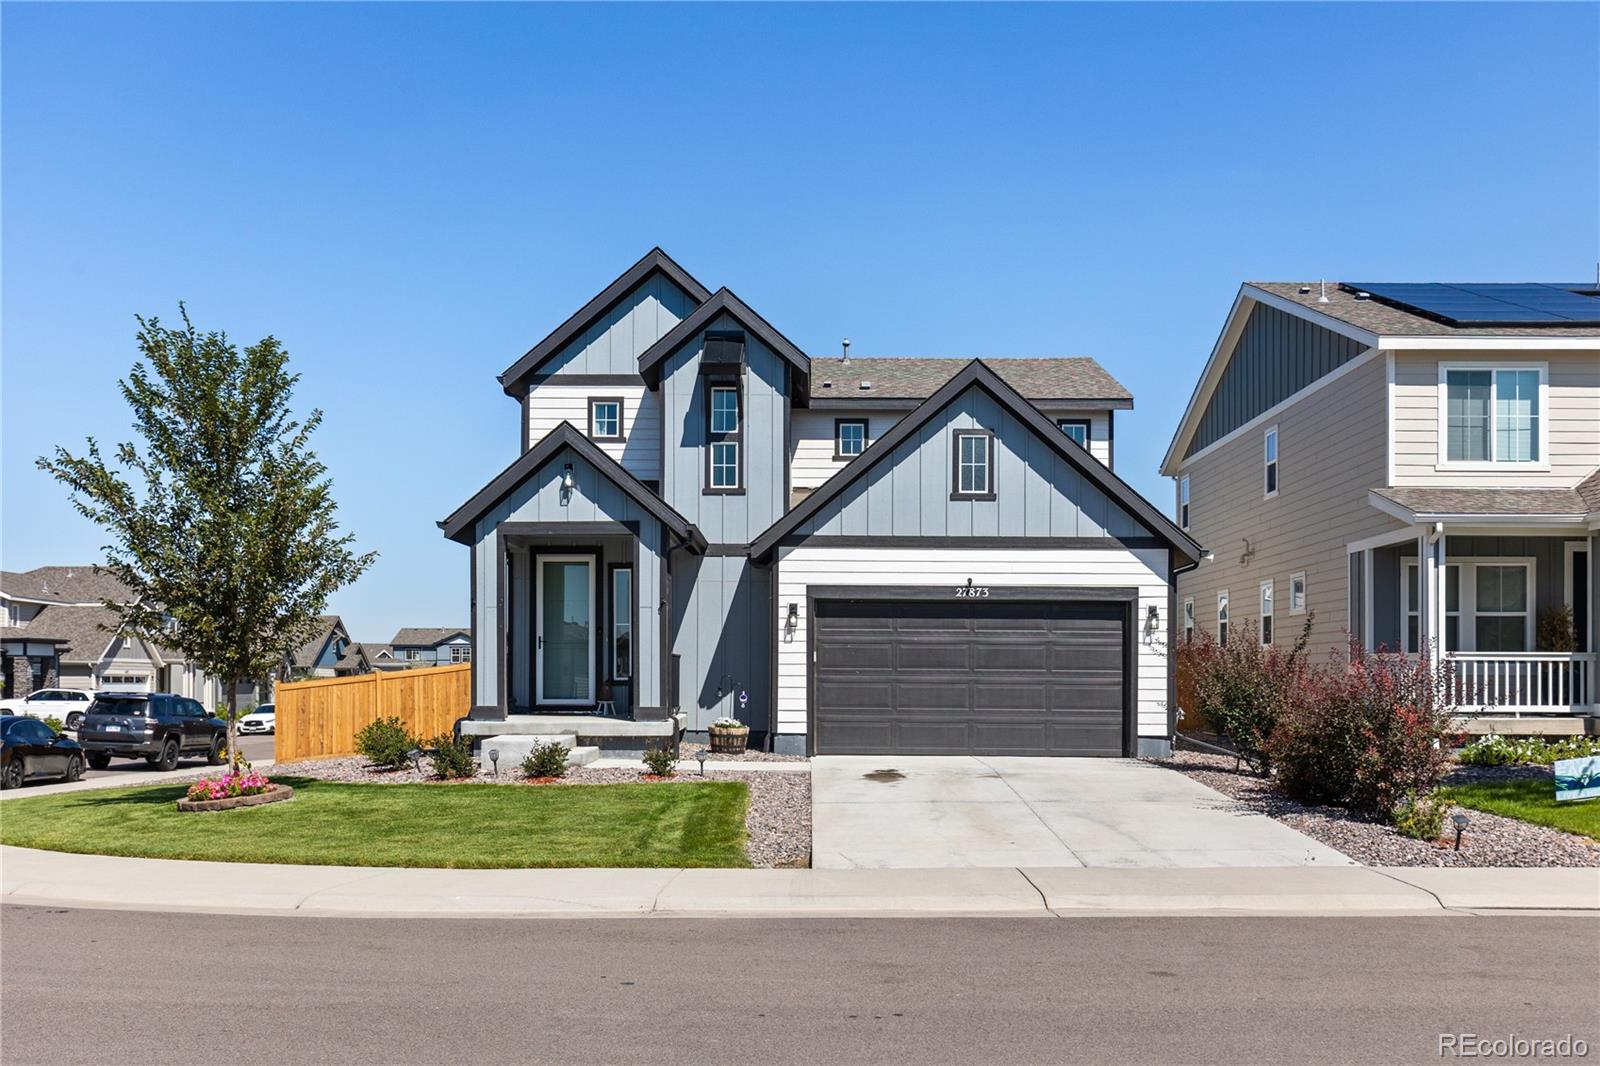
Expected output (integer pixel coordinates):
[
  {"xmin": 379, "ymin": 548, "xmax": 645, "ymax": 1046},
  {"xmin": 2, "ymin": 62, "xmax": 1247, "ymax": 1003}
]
[{"xmin": 227, "ymin": 683, "xmax": 240, "ymax": 774}]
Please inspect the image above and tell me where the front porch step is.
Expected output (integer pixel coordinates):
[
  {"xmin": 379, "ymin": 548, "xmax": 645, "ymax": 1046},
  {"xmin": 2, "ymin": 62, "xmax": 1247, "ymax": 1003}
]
[
  {"xmin": 474, "ymin": 735, "xmax": 605, "ymax": 774},
  {"xmin": 460, "ymin": 713, "xmax": 684, "ymax": 740}
]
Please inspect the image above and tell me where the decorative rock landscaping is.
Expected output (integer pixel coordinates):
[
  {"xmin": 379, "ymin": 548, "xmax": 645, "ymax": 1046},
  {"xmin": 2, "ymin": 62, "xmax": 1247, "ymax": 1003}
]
[
  {"xmin": 1151, "ymin": 751, "xmax": 1600, "ymax": 868},
  {"xmin": 175, "ymin": 783, "xmax": 294, "ymax": 812}
]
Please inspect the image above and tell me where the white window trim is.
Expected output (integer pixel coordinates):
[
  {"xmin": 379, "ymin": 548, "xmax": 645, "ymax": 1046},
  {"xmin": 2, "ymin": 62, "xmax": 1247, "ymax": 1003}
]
[
  {"xmin": 1178, "ymin": 475, "xmax": 1190, "ymax": 531},
  {"xmin": 1182, "ymin": 598, "xmax": 1195, "ymax": 643},
  {"xmin": 1259, "ymin": 579, "xmax": 1274, "ymax": 646},
  {"xmin": 1263, "ymin": 425, "xmax": 1279, "ymax": 500},
  {"xmin": 1434, "ymin": 361, "xmax": 1550, "ymax": 472},
  {"xmin": 1217, "ymin": 589, "xmax": 1229, "ymax": 646},
  {"xmin": 1401, "ymin": 556, "xmax": 1536, "ymax": 653},
  {"xmin": 1288, "ymin": 571, "xmax": 1307, "ymax": 615}
]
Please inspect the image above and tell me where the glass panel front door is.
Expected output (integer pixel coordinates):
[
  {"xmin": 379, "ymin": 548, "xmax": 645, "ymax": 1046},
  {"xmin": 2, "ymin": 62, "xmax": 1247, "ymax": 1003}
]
[{"xmin": 537, "ymin": 556, "xmax": 593, "ymax": 704}]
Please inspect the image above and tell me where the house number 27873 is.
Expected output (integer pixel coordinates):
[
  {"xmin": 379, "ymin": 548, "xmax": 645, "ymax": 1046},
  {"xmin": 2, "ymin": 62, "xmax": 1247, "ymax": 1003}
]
[{"xmin": 955, "ymin": 586, "xmax": 990, "ymax": 598}]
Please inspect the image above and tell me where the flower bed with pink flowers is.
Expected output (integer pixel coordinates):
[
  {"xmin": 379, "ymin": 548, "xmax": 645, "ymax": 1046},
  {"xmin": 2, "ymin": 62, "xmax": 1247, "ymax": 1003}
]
[{"xmin": 176, "ymin": 772, "xmax": 293, "ymax": 812}]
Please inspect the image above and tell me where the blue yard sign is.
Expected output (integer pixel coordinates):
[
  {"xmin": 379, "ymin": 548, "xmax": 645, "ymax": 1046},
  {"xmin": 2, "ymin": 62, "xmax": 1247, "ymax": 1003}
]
[{"xmin": 1554, "ymin": 756, "xmax": 1600, "ymax": 803}]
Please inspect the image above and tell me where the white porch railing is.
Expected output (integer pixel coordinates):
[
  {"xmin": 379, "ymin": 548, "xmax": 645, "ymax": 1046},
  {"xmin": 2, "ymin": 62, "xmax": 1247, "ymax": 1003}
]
[{"xmin": 1442, "ymin": 652, "xmax": 1596, "ymax": 714}]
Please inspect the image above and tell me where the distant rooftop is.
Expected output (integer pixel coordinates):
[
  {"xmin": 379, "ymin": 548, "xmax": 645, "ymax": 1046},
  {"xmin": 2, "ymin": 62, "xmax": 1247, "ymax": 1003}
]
[
  {"xmin": 1249, "ymin": 282, "xmax": 1600, "ymax": 339},
  {"xmin": 807, "ymin": 357, "xmax": 1132, "ymax": 405}
]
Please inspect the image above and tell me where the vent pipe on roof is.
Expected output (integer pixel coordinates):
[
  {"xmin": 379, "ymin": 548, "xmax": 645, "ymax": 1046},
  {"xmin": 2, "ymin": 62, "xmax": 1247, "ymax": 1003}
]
[
  {"xmin": 1318, "ymin": 280, "xmax": 1330, "ymax": 304},
  {"xmin": 841, "ymin": 338, "xmax": 850, "ymax": 367}
]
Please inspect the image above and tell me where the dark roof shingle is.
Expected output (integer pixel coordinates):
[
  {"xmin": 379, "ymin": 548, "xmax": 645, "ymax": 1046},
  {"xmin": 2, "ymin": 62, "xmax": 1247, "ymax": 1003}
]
[
  {"xmin": 0, "ymin": 566, "xmax": 132, "ymax": 605},
  {"xmin": 807, "ymin": 357, "xmax": 1131, "ymax": 404},
  {"xmin": 1249, "ymin": 283, "xmax": 1600, "ymax": 339},
  {"xmin": 389, "ymin": 627, "xmax": 470, "ymax": 648},
  {"xmin": 1372, "ymin": 485, "xmax": 1593, "ymax": 518}
]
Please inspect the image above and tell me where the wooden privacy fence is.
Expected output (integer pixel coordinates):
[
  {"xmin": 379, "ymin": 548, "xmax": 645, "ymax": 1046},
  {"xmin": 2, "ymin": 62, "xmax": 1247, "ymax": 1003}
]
[{"xmin": 274, "ymin": 664, "xmax": 471, "ymax": 762}]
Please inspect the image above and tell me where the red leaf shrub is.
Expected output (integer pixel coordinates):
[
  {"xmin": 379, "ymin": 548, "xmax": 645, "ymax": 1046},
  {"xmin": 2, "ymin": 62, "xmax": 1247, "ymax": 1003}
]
[
  {"xmin": 1267, "ymin": 642, "xmax": 1460, "ymax": 818},
  {"xmin": 1175, "ymin": 616, "xmax": 1313, "ymax": 772}
]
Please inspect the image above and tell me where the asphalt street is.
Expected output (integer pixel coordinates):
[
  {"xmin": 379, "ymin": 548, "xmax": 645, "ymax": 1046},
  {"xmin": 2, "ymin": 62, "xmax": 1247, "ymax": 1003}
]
[
  {"xmin": 63, "ymin": 732, "xmax": 275, "ymax": 786},
  {"xmin": 2, "ymin": 907, "xmax": 1594, "ymax": 1065}
]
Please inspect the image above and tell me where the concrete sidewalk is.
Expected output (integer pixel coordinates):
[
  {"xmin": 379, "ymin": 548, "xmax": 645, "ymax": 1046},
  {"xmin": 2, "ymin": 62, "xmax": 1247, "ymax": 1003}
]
[{"xmin": 3, "ymin": 846, "xmax": 1594, "ymax": 919}]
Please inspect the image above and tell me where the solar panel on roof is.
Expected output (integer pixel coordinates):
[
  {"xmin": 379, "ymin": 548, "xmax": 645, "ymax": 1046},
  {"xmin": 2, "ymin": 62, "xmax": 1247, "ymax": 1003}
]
[{"xmin": 1340, "ymin": 282, "xmax": 1600, "ymax": 326}]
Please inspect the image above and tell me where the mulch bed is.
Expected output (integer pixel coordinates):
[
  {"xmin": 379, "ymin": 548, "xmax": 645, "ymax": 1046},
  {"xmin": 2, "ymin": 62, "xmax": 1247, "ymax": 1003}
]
[
  {"xmin": 1148, "ymin": 751, "xmax": 1600, "ymax": 868},
  {"xmin": 269, "ymin": 756, "xmax": 811, "ymax": 869}
]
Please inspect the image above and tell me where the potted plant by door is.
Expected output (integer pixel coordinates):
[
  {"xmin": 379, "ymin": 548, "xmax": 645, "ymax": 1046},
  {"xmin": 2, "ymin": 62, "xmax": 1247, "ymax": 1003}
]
[{"xmin": 708, "ymin": 716, "xmax": 749, "ymax": 754}]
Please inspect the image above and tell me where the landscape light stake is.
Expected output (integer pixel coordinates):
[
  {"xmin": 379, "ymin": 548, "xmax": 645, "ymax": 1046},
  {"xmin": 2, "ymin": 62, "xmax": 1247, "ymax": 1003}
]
[
  {"xmin": 408, "ymin": 748, "xmax": 424, "ymax": 774},
  {"xmin": 489, "ymin": 748, "xmax": 499, "ymax": 776},
  {"xmin": 697, "ymin": 753, "xmax": 707, "ymax": 777},
  {"xmin": 1451, "ymin": 812, "xmax": 1469, "ymax": 851}
]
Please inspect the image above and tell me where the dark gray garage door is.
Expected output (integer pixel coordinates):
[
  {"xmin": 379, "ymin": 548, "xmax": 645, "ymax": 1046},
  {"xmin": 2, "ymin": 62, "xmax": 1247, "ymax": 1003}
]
[{"xmin": 812, "ymin": 598, "xmax": 1130, "ymax": 757}]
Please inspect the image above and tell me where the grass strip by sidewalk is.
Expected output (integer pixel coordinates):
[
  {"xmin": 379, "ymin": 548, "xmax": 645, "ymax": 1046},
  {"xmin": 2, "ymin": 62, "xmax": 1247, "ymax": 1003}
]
[
  {"xmin": 0, "ymin": 777, "xmax": 750, "ymax": 869},
  {"xmin": 1440, "ymin": 779, "xmax": 1600, "ymax": 843}
]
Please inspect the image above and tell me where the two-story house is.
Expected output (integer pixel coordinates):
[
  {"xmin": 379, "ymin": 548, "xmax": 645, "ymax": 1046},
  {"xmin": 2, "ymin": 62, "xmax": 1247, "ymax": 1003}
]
[
  {"xmin": 383, "ymin": 628, "xmax": 473, "ymax": 668},
  {"xmin": 441, "ymin": 249, "xmax": 1200, "ymax": 757},
  {"xmin": 1164, "ymin": 281, "xmax": 1600, "ymax": 733}
]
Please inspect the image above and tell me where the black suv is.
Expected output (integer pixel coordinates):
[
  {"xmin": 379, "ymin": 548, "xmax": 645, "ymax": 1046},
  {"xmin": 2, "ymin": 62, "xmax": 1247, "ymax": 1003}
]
[{"xmin": 78, "ymin": 693, "xmax": 228, "ymax": 771}]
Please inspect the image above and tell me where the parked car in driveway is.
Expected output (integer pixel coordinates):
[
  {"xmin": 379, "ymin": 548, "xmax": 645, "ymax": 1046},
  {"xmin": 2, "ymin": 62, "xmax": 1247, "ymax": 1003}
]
[
  {"xmin": 237, "ymin": 703, "xmax": 275, "ymax": 735},
  {"xmin": 0, "ymin": 688, "xmax": 98, "ymax": 728},
  {"xmin": 1, "ymin": 715, "xmax": 85, "ymax": 789},
  {"xmin": 77, "ymin": 693, "xmax": 227, "ymax": 772}
]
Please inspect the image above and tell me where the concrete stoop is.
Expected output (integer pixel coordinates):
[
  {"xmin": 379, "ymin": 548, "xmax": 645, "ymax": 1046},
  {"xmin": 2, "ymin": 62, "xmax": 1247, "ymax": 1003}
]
[{"xmin": 477, "ymin": 734, "xmax": 600, "ymax": 774}]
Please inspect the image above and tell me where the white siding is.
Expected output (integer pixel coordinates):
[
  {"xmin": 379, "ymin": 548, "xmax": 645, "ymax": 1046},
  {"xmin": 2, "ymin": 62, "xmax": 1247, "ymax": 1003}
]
[
  {"xmin": 774, "ymin": 546, "xmax": 1172, "ymax": 740},
  {"xmin": 525, "ymin": 384, "xmax": 661, "ymax": 481},
  {"xmin": 1391, "ymin": 349, "xmax": 1600, "ymax": 487},
  {"xmin": 789, "ymin": 408, "xmax": 1113, "ymax": 492}
]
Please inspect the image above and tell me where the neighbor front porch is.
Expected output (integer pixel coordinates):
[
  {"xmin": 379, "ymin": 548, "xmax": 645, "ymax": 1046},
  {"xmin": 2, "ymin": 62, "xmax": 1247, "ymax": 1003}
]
[{"xmin": 1350, "ymin": 526, "xmax": 1597, "ymax": 731}]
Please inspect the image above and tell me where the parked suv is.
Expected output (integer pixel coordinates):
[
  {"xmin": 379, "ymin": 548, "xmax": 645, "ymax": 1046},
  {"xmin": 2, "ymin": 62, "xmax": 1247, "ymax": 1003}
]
[
  {"xmin": 78, "ymin": 693, "xmax": 227, "ymax": 771},
  {"xmin": 0, "ymin": 687, "xmax": 98, "ymax": 728}
]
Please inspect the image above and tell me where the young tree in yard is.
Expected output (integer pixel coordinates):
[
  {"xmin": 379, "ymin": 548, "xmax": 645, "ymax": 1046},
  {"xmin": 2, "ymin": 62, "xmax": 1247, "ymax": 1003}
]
[{"xmin": 38, "ymin": 306, "xmax": 375, "ymax": 772}]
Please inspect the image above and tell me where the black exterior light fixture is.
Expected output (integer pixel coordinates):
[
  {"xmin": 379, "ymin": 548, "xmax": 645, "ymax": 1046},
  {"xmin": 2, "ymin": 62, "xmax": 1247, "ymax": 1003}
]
[
  {"xmin": 561, "ymin": 463, "xmax": 575, "ymax": 493},
  {"xmin": 489, "ymin": 748, "xmax": 500, "ymax": 776},
  {"xmin": 785, "ymin": 602, "xmax": 798, "ymax": 635},
  {"xmin": 696, "ymin": 751, "xmax": 707, "ymax": 776},
  {"xmin": 407, "ymin": 748, "xmax": 424, "ymax": 773},
  {"xmin": 1451, "ymin": 812, "xmax": 1469, "ymax": 851}
]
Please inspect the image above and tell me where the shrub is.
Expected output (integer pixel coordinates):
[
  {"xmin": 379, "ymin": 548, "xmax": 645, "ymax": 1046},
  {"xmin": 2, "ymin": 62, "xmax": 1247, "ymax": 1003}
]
[
  {"xmin": 1537, "ymin": 605, "xmax": 1576, "ymax": 652},
  {"xmin": 641, "ymin": 743, "xmax": 678, "ymax": 777},
  {"xmin": 425, "ymin": 733, "xmax": 476, "ymax": 780},
  {"xmin": 1392, "ymin": 791, "xmax": 1449, "ymax": 842},
  {"xmin": 40, "ymin": 715, "xmax": 65, "ymax": 735},
  {"xmin": 1174, "ymin": 615, "xmax": 1313, "ymax": 772},
  {"xmin": 1268, "ymin": 643, "xmax": 1460, "ymax": 817},
  {"xmin": 521, "ymin": 740, "xmax": 570, "ymax": 779},
  {"xmin": 1459, "ymin": 734, "xmax": 1600, "ymax": 766},
  {"xmin": 355, "ymin": 716, "xmax": 417, "ymax": 770}
]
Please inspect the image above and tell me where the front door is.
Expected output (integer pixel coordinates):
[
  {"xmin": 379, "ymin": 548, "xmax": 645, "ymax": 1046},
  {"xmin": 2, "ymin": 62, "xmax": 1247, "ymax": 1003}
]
[{"xmin": 536, "ymin": 555, "xmax": 594, "ymax": 705}]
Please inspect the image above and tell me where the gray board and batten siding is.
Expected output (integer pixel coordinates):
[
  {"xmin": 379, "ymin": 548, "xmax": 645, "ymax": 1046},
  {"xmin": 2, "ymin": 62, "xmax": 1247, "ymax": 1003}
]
[{"xmin": 1185, "ymin": 302, "xmax": 1368, "ymax": 459}]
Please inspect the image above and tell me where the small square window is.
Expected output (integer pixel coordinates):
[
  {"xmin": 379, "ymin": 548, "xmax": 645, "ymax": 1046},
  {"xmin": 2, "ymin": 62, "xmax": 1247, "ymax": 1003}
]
[
  {"xmin": 834, "ymin": 420, "xmax": 867, "ymax": 460},
  {"xmin": 589, "ymin": 399, "xmax": 623, "ymax": 441},
  {"xmin": 952, "ymin": 430, "xmax": 993, "ymax": 498},
  {"xmin": 1058, "ymin": 419, "xmax": 1090, "ymax": 448}
]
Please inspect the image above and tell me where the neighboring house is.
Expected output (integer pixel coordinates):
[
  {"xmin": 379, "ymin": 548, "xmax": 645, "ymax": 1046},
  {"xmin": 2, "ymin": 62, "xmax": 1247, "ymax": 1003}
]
[
  {"xmin": 441, "ymin": 248, "xmax": 1201, "ymax": 756},
  {"xmin": 1164, "ymin": 281, "xmax": 1600, "ymax": 732},
  {"xmin": 383, "ymin": 628, "xmax": 472, "ymax": 668},
  {"xmin": 332, "ymin": 641, "xmax": 380, "ymax": 676},
  {"xmin": 285, "ymin": 616, "xmax": 354, "ymax": 680},
  {"xmin": 0, "ymin": 565, "xmax": 222, "ymax": 705}
]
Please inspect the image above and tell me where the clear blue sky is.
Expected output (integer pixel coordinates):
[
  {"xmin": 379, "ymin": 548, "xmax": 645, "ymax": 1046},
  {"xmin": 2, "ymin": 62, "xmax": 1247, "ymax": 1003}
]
[{"xmin": 4, "ymin": 2, "xmax": 1595, "ymax": 642}]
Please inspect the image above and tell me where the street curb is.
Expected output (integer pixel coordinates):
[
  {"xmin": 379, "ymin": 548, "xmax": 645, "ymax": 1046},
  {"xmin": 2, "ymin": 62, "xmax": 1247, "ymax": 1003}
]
[{"xmin": 3, "ymin": 846, "xmax": 1595, "ymax": 919}]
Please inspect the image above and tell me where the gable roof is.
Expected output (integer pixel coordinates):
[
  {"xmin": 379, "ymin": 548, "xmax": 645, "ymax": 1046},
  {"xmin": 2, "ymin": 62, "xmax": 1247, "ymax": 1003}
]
[
  {"xmin": 636, "ymin": 287, "xmax": 811, "ymax": 396},
  {"xmin": 0, "ymin": 565, "xmax": 132, "ymax": 606},
  {"xmin": 498, "ymin": 248, "xmax": 712, "ymax": 397},
  {"xmin": 1255, "ymin": 282, "xmax": 1600, "ymax": 339},
  {"xmin": 389, "ymin": 627, "xmax": 470, "ymax": 648},
  {"xmin": 806, "ymin": 357, "xmax": 1132, "ymax": 408},
  {"xmin": 438, "ymin": 421, "xmax": 707, "ymax": 550},
  {"xmin": 1, "ymin": 603, "xmax": 129, "ymax": 662},
  {"xmin": 749, "ymin": 359, "xmax": 1203, "ymax": 565},
  {"xmin": 288, "ymin": 615, "xmax": 347, "ymax": 669}
]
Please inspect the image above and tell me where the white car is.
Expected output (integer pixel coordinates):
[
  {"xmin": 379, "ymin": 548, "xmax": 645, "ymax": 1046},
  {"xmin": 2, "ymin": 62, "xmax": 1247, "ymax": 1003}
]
[
  {"xmin": 0, "ymin": 688, "xmax": 98, "ymax": 728},
  {"xmin": 237, "ymin": 704, "xmax": 275, "ymax": 735}
]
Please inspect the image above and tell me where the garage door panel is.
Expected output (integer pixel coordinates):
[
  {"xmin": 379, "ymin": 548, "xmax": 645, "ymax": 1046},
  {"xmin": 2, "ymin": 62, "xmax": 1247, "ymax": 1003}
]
[{"xmin": 813, "ymin": 597, "xmax": 1130, "ymax": 757}]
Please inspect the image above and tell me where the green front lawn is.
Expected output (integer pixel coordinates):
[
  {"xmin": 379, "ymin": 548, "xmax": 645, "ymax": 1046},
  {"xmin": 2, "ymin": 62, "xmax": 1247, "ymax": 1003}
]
[
  {"xmin": 1441, "ymin": 779, "xmax": 1600, "ymax": 843},
  {"xmin": 0, "ymin": 778, "xmax": 751, "ymax": 868}
]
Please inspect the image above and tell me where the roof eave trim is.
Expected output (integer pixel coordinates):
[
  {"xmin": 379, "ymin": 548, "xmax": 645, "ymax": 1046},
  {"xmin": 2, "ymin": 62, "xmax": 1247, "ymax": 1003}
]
[
  {"xmin": 1367, "ymin": 491, "xmax": 1590, "ymax": 527},
  {"xmin": 438, "ymin": 422, "xmax": 703, "ymax": 549},
  {"xmin": 499, "ymin": 249, "xmax": 712, "ymax": 397},
  {"xmin": 750, "ymin": 359, "xmax": 1202, "ymax": 566}
]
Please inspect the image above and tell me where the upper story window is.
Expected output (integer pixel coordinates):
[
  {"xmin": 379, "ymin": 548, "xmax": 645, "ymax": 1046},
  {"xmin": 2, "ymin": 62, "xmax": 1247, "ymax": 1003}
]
[
  {"xmin": 1057, "ymin": 419, "xmax": 1090, "ymax": 448},
  {"xmin": 951, "ymin": 430, "xmax": 994, "ymax": 499},
  {"xmin": 449, "ymin": 645, "xmax": 472, "ymax": 664},
  {"xmin": 1263, "ymin": 426, "xmax": 1279, "ymax": 498},
  {"xmin": 1178, "ymin": 475, "xmax": 1191, "ymax": 530},
  {"xmin": 834, "ymin": 419, "xmax": 867, "ymax": 461},
  {"xmin": 1441, "ymin": 365, "xmax": 1544, "ymax": 466},
  {"xmin": 588, "ymin": 398, "xmax": 624, "ymax": 442},
  {"xmin": 706, "ymin": 383, "xmax": 742, "ymax": 493}
]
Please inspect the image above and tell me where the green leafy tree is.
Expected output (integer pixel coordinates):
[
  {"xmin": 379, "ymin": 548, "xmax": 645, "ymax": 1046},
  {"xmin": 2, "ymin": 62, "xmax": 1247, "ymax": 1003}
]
[{"xmin": 39, "ymin": 306, "xmax": 375, "ymax": 771}]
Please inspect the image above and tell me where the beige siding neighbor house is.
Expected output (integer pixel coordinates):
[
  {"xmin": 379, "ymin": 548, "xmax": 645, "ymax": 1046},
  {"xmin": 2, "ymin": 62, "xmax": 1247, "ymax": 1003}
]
[{"xmin": 1164, "ymin": 282, "xmax": 1600, "ymax": 735}]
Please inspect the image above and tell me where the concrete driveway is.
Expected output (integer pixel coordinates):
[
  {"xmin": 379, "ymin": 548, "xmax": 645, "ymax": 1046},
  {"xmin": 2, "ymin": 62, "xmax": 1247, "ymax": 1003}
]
[{"xmin": 811, "ymin": 756, "xmax": 1354, "ymax": 870}]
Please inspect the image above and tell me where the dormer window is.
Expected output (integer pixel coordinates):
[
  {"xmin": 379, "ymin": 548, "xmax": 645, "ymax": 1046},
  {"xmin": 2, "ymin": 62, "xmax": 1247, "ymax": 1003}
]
[
  {"xmin": 834, "ymin": 419, "xmax": 867, "ymax": 461},
  {"xmin": 1057, "ymin": 419, "xmax": 1090, "ymax": 448},
  {"xmin": 588, "ymin": 398, "xmax": 624, "ymax": 442},
  {"xmin": 706, "ymin": 383, "xmax": 742, "ymax": 493},
  {"xmin": 951, "ymin": 429, "xmax": 995, "ymax": 500}
]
